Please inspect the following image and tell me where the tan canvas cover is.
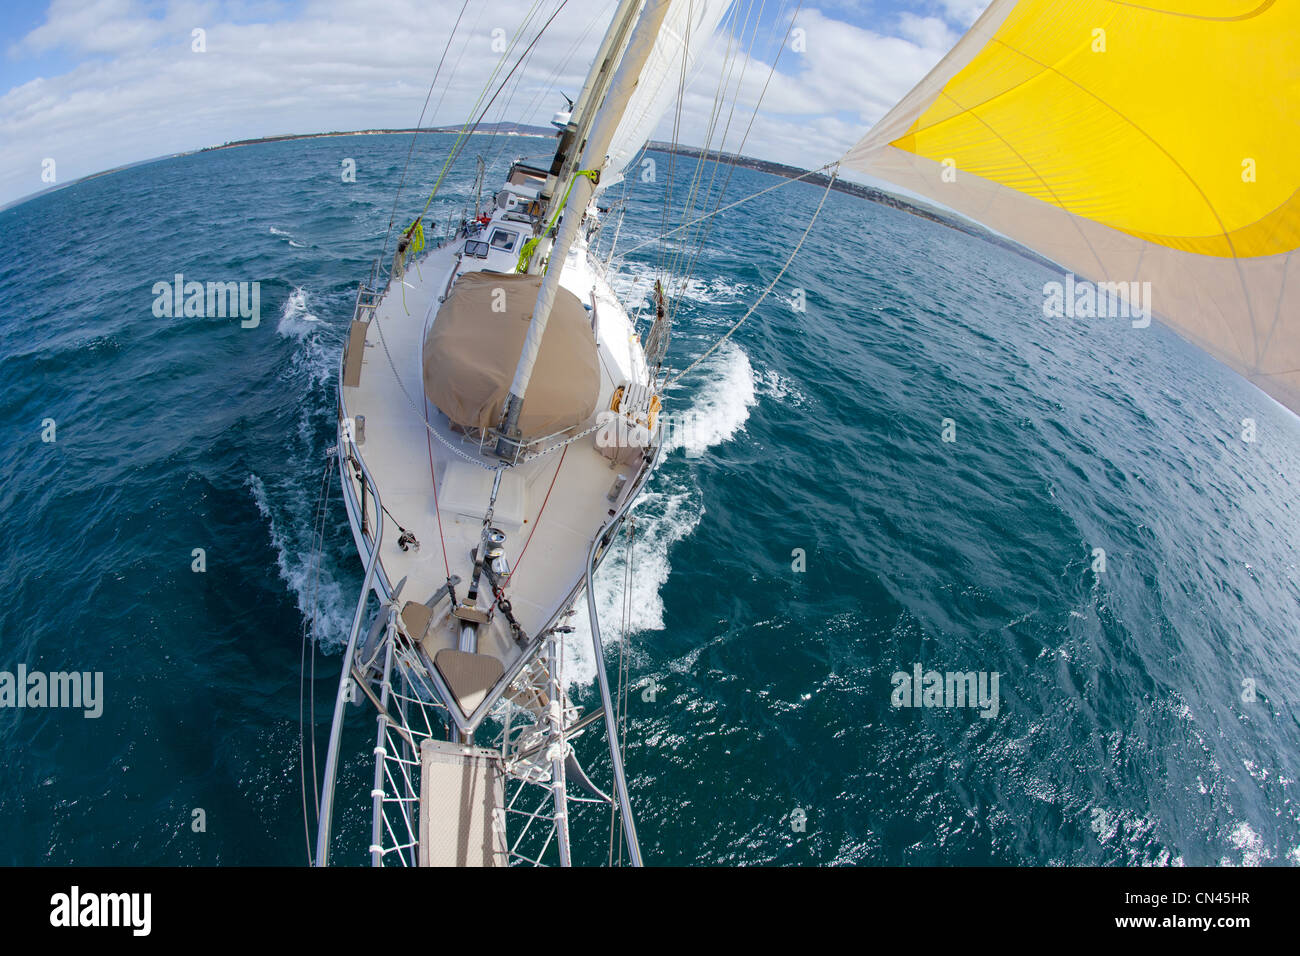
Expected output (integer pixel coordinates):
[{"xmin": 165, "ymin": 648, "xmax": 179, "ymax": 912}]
[{"xmin": 424, "ymin": 272, "xmax": 599, "ymax": 440}]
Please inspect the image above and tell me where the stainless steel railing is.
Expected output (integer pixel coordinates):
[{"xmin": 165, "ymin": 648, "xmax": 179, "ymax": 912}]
[{"xmin": 314, "ymin": 419, "xmax": 386, "ymax": 867}]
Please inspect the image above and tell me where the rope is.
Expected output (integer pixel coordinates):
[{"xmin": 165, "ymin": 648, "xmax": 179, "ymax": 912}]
[
  {"xmin": 416, "ymin": 2, "xmax": 545, "ymax": 216},
  {"xmin": 424, "ymin": 394, "xmax": 453, "ymax": 579},
  {"xmin": 607, "ymin": 515, "xmax": 635, "ymax": 866},
  {"xmin": 656, "ymin": 0, "xmax": 742, "ymax": 306},
  {"xmin": 516, "ymin": 169, "xmax": 599, "ymax": 273},
  {"xmin": 669, "ymin": 0, "xmax": 804, "ymax": 301},
  {"xmin": 667, "ymin": 164, "xmax": 838, "ymax": 387},
  {"xmin": 300, "ymin": 453, "xmax": 335, "ymax": 864},
  {"xmin": 481, "ymin": 0, "xmax": 613, "ymax": 174},
  {"xmin": 621, "ymin": 160, "xmax": 836, "ymax": 255},
  {"xmin": 505, "ymin": 444, "xmax": 568, "ymax": 584},
  {"xmin": 414, "ymin": 0, "xmax": 571, "ymax": 225},
  {"xmin": 617, "ymin": 515, "xmax": 635, "ymax": 865},
  {"xmin": 398, "ymin": 219, "xmax": 426, "ymax": 269},
  {"xmin": 380, "ymin": 0, "xmax": 472, "ymax": 264}
]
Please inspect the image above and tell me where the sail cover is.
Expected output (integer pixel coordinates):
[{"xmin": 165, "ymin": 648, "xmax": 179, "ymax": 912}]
[
  {"xmin": 841, "ymin": 0, "xmax": 1300, "ymax": 414},
  {"xmin": 599, "ymin": 0, "xmax": 734, "ymax": 190},
  {"xmin": 424, "ymin": 273, "xmax": 599, "ymax": 439}
]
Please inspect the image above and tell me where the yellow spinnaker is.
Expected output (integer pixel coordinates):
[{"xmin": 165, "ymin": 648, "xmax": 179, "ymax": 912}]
[{"xmin": 842, "ymin": 0, "xmax": 1300, "ymax": 414}]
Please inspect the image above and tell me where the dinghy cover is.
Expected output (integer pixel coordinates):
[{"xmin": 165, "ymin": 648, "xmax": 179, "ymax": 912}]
[{"xmin": 423, "ymin": 272, "xmax": 600, "ymax": 440}]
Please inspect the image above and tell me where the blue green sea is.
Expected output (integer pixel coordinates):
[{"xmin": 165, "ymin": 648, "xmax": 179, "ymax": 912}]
[{"xmin": 1, "ymin": 132, "xmax": 1298, "ymax": 865}]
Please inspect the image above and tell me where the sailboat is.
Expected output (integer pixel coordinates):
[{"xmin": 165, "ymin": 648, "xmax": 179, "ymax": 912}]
[
  {"xmin": 311, "ymin": 0, "xmax": 1298, "ymax": 866},
  {"xmin": 312, "ymin": 0, "xmax": 731, "ymax": 867}
]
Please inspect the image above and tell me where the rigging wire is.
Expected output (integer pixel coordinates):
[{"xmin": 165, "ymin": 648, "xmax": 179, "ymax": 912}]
[
  {"xmin": 668, "ymin": 163, "xmax": 839, "ymax": 386},
  {"xmin": 381, "ymin": 0, "xmax": 474, "ymax": 264},
  {"xmin": 413, "ymin": 0, "xmax": 573, "ymax": 225},
  {"xmin": 423, "ymin": 398, "xmax": 453, "ymax": 579},
  {"xmin": 386, "ymin": 0, "xmax": 554, "ymax": 267},
  {"xmin": 662, "ymin": 0, "xmax": 772, "ymax": 318},
  {"xmin": 618, "ymin": 516, "xmax": 636, "ymax": 866},
  {"xmin": 482, "ymin": 0, "xmax": 617, "ymax": 175},
  {"xmin": 608, "ymin": 515, "xmax": 636, "ymax": 866},
  {"xmin": 658, "ymin": 0, "xmax": 749, "ymax": 301},
  {"xmin": 619, "ymin": 160, "xmax": 839, "ymax": 256},
  {"xmin": 664, "ymin": 0, "xmax": 804, "ymax": 327},
  {"xmin": 299, "ymin": 452, "xmax": 336, "ymax": 864},
  {"xmin": 405, "ymin": 0, "xmax": 494, "ymax": 234}
]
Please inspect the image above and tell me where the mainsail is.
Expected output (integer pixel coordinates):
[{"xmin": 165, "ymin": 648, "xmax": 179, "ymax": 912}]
[
  {"xmin": 600, "ymin": 0, "xmax": 734, "ymax": 190},
  {"xmin": 841, "ymin": 0, "xmax": 1300, "ymax": 414}
]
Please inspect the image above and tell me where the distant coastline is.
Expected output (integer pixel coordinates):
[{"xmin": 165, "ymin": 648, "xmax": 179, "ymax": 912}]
[
  {"xmin": 644, "ymin": 141, "xmax": 1055, "ymax": 270},
  {"xmin": 199, "ymin": 122, "xmax": 558, "ymax": 152},
  {"xmin": 2, "ymin": 125, "xmax": 1052, "ymax": 267},
  {"xmin": 199, "ymin": 127, "xmax": 1045, "ymax": 265}
]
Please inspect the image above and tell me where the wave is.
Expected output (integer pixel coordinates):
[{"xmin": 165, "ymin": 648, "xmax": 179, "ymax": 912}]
[
  {"xmin": 663, "ymin": 341, "xmax": 757, "ymax": 456},
  {"xmin": 1222, "ymin": 820, "xmax": 1272, "ymax": 867},
  {"xmin": 563, "ymin": 340, "xmax": 758, "ymax": 688},
  {"xmin": 276, "ymin": 287, "xmax": 322, "ymax": 341},
  {"xmin": 275, "ymin": 287, "xmax": 338, "ymax": 448},
  {"xmin": 756, "ymin": 366, "xmax": 807, "ymax": 407},
  {"xmin": 247, "ymin": 472, "xmax": 352, "ymax": 649},
  {"xmin": 606, "ymin": 260, "xmax": 752, "ymax": 311},
  {"xmin": 270, "ymin": 226, "xmax": 307, "ymax": 248},
  {"xmin": 562, "ymin": 481, "xmax": 703, "ymax": 688},
  {"xmin": 248, "ymin": 286, "xmax": 352, "ymax": 648}
]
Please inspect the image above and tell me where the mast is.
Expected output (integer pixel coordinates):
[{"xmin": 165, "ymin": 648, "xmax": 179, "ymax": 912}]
[
  {"xmin": 496, "ymin": 0, "xmax": 673, "ymax": 453},
  {"xmin": 539, "ymin": 0, "xmax": 644, "ymax": 240}
]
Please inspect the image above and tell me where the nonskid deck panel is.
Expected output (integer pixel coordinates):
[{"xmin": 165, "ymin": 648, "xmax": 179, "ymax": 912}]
[{"xmin": 337, "ymin": 225, "xmax": 656, "ymax": 732}]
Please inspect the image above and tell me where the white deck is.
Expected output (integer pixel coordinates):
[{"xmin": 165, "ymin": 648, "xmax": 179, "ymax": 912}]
[{"xmin": 339, "ymin": 205, "xmax": 654, "ymax": 731}]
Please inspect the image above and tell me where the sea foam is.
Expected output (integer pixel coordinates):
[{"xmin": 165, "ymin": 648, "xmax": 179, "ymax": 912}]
[{"xmin": 564, "ymin": 340, "xmax": 757, "ymax": 688}]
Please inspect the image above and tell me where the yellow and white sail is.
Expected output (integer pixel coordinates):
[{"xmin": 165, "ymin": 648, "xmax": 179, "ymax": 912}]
[{"xmin": 842, "ymin": 0, "xmax": 1300, "ymax": 413}]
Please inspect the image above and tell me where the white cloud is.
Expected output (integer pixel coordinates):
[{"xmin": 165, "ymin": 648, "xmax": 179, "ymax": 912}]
[
  {"xmin": 652, "ymin": 7, "xmax": 955, "ymax": 163},
  {"xmin": 937, "ymin": 0, "xmax": 992, "ymax": 29},
  {"xmin": 0, "ymin": 0, "xmax": 962, "ymax": 206},
  {"xmin": 14, "ymin": 0, "xmax": 164, "ymax": 56},
  {"xmin": 897, "ymin": 13, "xmax": 958, "ymax": 51}
]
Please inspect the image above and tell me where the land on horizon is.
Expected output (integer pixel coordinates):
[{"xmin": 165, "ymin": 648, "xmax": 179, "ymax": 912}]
[{"xmin": 3, "ymin": 124, "xmax": 1048, "ymax": 266}]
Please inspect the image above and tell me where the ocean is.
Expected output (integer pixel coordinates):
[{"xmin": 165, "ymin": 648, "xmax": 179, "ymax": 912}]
[{"xmin": 1, "ymin": 132, "xmax": 1297, "ymax": 865}]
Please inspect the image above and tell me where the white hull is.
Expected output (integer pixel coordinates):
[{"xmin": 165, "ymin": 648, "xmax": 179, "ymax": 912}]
[
  {"xmin": 313, "ymin": 0, "xmax": 721, "ymax": 867},
  {"xmin": 336, "ymin": 204, "xmax": 660, "ymax": 734}
]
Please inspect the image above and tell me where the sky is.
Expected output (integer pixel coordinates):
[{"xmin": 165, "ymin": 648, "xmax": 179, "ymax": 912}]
[{"xmin": 0, "ymin": 0, "xmax": 991, "ymax": 207}]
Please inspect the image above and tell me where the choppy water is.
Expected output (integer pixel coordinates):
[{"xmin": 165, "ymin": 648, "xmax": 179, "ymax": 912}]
[{"xmin": 1, "ymin": 133, "xmax": 1298, "ymax": 865}]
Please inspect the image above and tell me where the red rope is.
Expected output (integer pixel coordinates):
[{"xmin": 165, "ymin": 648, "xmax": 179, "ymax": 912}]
[
  {"xmin": 424, "ymin": 400, "xmax": 451, "ymax": 579},
  {"xmin": 505, "ymin": 444, "xmax": 567, "ymax": 587}
]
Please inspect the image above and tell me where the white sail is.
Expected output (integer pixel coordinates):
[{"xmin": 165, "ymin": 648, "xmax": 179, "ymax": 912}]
[{"xmin": 599, "ymin": 0, "xmax": 734, "ymax": 191}]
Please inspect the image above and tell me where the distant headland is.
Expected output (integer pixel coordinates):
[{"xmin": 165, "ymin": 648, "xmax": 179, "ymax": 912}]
[{"xmin": 5, "ymin": 125, "xmax": 1053, "ymax": 266}]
